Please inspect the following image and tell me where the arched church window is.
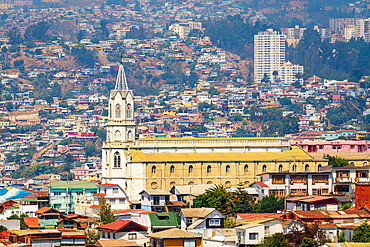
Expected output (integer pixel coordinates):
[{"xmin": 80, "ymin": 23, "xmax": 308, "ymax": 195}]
[
  {"xmin": 109, "ymin": 103, "xmax": 112, "ymax": 118},
  {"xmin": 262, "ymin": 165, "xmax": 267, "ymax": 173},
  {"xmin": 170, "ymin": 165, "xmax": 175, "ymax": 174},
  {"xmin": 279, "ymin": 165, "xmax": 283, "ymax": 172},
  {"xmin": 127, "ymin": 130, "xmax": 132, "ymax": 141},
  {"xmin": 226, "ymin": 165, "xmax": 230, "ymax": 173},
  {"xmin": 305, "ymin": 164, "xmax": 310, "ymax": 171},
  {"xmin": 152, "ymin": 166, "xmax": 156, "ymax": 174},
  {"xmin": 207, "ymin": 165, "xmax": 212, "ymax": 173},
  {"xmin": 318, "ymin": 164, "xmax": 322, "ymax": 172},
  {"xmin": 293, "ymin": 164, "xmax": 297, "ymax": 172},
  {"xmin": 115, "ymin": 130, "xmax": 121, "ymax": 142},
  {"xmin": 189, "ymin": 165, "xmax": 193, "ymax": 174},
  {"xmin": 244, "ymin": 165, "xmax": 248, "ymax": 174},
  {"xmin": 114, "ymin": 152, "xmax": 121, "ymax": 168},
  {"xmin": 127, "ymin": 104, "xmax": 132, "ymax": 119},
  {"xmin": 116, "ymin": 104, "xmax": 121, "ymax": 119}
]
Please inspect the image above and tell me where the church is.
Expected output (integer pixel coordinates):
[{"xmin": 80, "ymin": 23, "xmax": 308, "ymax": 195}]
[{"xmin": 101, "ymin": 63, "xmax": 326, "ymax": 201}]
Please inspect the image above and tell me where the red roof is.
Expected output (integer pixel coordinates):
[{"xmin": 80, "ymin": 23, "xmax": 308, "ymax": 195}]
[
  {"xmin": 97, "ymin": 183, "xmax": 116, "ymax": 187},
  {"xmin": 97, "ymin": 220, "xmax": 147, "ymax": 232},
  {"xmin": 238, "ymin": 213, "xmax": 284, "ymax": 221},
  {"xmin": 23, "ymin": 217, "xmax": 41, "ymax": 228},
  {"xmin": 255, "ymin": 181, "xmax": 268, "ymax": 187},
  {"xmin": 92, "ymin": 193, "xmax": 107, "ymax": 197},
  {"xmin": 90, "ymin": 205, "xmax": 101, "ymax": 208},
  {"xmin": 332, "ymin": 95, "xmax": 341, "ymax": 100},
  {"xmin": 35, "ymin": 206, "xmax": 60, "ymax": 214}
]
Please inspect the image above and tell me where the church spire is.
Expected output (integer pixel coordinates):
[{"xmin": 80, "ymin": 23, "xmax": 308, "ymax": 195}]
[{"xmin": 114, "ymin": 55, "xmax": 129, "ymax": 91}]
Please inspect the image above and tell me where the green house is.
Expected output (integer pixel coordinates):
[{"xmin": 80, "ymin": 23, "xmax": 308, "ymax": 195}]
[
  {"xmin": 49, "ymin": 181, "xmax": 97, "ymax": 214},
  {"xmin": 148, "ymin": 212, "xmax": 178, "ymax": 233}
]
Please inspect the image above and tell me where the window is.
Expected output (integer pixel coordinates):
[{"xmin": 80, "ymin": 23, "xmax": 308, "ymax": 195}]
[
  {"xmin": 262, "ymin": 165, "xmax": 267, "ymax": 173},
  {"xmin": 305, "ymin": 164, "xmax": 310, "ymax": 171},
  {"xmin": 207, "ymin": 165, "xmax": 212, "ymax": 173},
  {"xmin": 152, "ymin": 166, "xmax": 156, "ymax": 174},
  {"xmin": 119, "ymin": 199, "xmax": 126, "ymax": 204},
  {"xmin": 115, "ymin": 104, "xmax": 121, "ymax": 118},
  {"xmin": 113, "ymin": 188, "xmax": 118, "ymax": 194},
  {"xmin": 292, "ymin": 164, "xmax": 297, "ymax": 172},
  {"xmin": 153, "ymin": 196, "xmax": 160, "ymax": 205},
  {"xmin": 209, "ymin": 219, "xmax": 221, "ymax": 226},
  {"xmin": 127, "ymin": 130, "xmax": 132, "ymax": 141},
  {"xmin": 109, "ymin": 199, "xmax": 115, "ymax": 204},
  {"xmin": 264, "ymin": 226, "xmax": 270, "ymax": 234},
  {"xmin": 115, "ymin": 130, "xmax": 121, "ymax": 142},
  {"xmin": 112, "ymin": 233, "xmax": 116, "ymax": 239},
  {"xmin": 226, "ymin": 165, "xmax": 230, "ymax": 173},
  {"xmin": 189, "ymin": 165, "xmax": 193, "ymax": 173},
  {"xmin": 107, "ymin": 232, "xmax": 110, "ymax": 239},
  {"xmin": 184, "ymin": 240, "xmax": 196, "ymax": 247},
  {"xmin": 54, "ymin": 192, "xmax": 61, "ymax": 196},
  {"xmin": 127, "ymin": 104, "xmax": 132, "ymax": 118},
  {"xmin": 318, "ymin": 164, "xmax": 322, "ymax": 172},
  {"xmin": 170, "ymin": 165, "xmax": 175, "ymax": 174},
  {"xmin": 279, "ymin": 165, "xmax": 283, "ymax": 172},
  {"xmin": 101, "ymin": 232, "xmax": 105, "ymax": 238},
  {"xmin": 114, "ymin": 152, "xmax": 121, "ymax": 168},
  {"xmin": 244, "ymin": 165, "xmax": 248, "ymax": 173},
  {"xmin": 249, "ymin": 233, "xmax": 258, "ymax": 240},
  {"xmin": 319, "ymin": 145, "xmax": 323, "ymax": 149},
  {"xmin": 186, "ymin": 218, "xmax": 193, "ymax": 226},
  {"xmin": 128, "ymin": 233, "xmax": 137, "ymax": 240}
]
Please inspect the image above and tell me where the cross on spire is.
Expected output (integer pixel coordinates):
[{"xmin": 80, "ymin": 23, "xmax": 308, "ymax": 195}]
[{"xmin": 114, "ymin": 55, "xmax": 129, "ymax": 91}]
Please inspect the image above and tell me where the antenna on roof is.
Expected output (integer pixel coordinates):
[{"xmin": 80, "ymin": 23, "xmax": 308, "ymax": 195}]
[{"xmin": 114, "ymin": 55, "xmax": 129, "ymax": 91}]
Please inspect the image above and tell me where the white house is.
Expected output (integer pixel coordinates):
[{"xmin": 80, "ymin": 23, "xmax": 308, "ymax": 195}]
[
  {"xmin": 139, "ymin": 190, "xmax": 171, "ymax": 212},
  {"xmin": 180, "ymin": 208, "xmax": 226, "ymax": 232},
  {"xmin": 97, "ymin": 220, "xmax": 148, "ymax": 246},
  {"xmin": 90, "ymin": 183, "xmax": 130, "ymax": 215},
  {"xmin": 235, "ymin": 218, "xmax": 283, "ymax": 246},
  {"xmin": 202, "ymin": 228, "xmax": 236, "ymax": 247}
]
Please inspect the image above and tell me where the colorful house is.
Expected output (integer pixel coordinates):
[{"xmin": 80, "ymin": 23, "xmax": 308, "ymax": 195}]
[{"xmin": 147, "ymin": 228, "xmax": 202, "ymax": 247}]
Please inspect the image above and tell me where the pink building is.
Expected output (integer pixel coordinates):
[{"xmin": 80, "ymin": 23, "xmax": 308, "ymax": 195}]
[{"xmin": 291, "ymin": 140, "xmax": 370, "ymax": 153}]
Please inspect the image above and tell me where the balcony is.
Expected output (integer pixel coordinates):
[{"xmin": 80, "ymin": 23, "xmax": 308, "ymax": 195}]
[
  {"xmin": 356, "ymin": 177, "xmax": 370, "ymax": 182},
  {"xmin": 336, "ymin": 177, "xmax": 353, "ymax": 183}
]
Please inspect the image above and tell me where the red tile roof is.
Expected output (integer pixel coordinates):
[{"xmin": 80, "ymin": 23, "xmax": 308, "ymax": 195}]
[
  {"xmin": 90, "ymin": 205, "xmax": 101, "ymax": 208},
  {"xmin": 97, "ymin": 220, "xmax": 147, "ymax": 232},
  {"xmin": 92, "ymin": 193, "xmax": 107, "ymax": 197},
  {"xmin": 23, "ymin": 217, "xmax": 41, "ymax": 228},
  {"xmin": 35, "ymin": 206, "xmax": 60, "ymax": 214},
  {"xmin": 98, "ymin": 183, "xmax": 116, "ymax": 187},
  {"xmin": 255, "ymin": 181, "xmax": 268, "ymax": 187},
  {"xmin": 237, "ymin": 213, "xmax": 284, "ymax": 221}
]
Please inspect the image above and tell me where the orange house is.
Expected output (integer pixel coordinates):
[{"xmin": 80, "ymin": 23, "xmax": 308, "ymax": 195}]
[{"xmin": 147, "ymin": 228, "xmax": 202, "ymax": 247}]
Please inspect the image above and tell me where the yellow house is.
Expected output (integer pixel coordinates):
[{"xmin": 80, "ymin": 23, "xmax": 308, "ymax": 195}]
[{"xmin": 148, "ymin": 228, "xmax": 202, "ymax": 247}]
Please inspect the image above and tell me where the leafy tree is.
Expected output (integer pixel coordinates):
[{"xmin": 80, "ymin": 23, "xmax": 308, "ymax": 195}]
[
  {"xmin": 24, "ymin": 21, "xmax": 49, "ymax": 41},
  {"xmin": 339, "ymin": 202, "xmax": 352, "ymax": 211},
  {"xmin": 98, "ymin": 196, "xmax": 117, "ymax": 225},
  {"xmin": 194, "ymin": 185, "xmax": 237, "ymax": 217},
  {"xmin": 8, "ymin": 213, "xmax": 28, "ymax": 229},
  {"xmin": 208, "ymin": 86, "xmax": 220, "ymax": 96},
  {"xmin": 286, "ymin": 224, "xmax": 329, "ymax": 246},
  {"xmin": 300, "ymin": 238, "xmax": 318, "ymax": 247},
  {"xmin": 353, "ymin": 221, "xmax": 370, "ymax": 242},
  {"xmin": 0, "ymin": 225, "xmax": 7, "ymax": 231},
  {"xmin": 338, "ymin": 231, "xmax": 345, "ymax": 242},
  {"xmin": 8, "ymin": 27, "xmax": 22, "ymax": 45},
  {"xmin": 253, "ymin": 194, "xmax": 284, "ymax": 213},
  {"xmin": 85, "ymin": 141, "xmax": 96, "ymax": 157},
  {"xmin": 71, "ymin": 46, "xmax": 95, "ymax": 67},
  {"xmin": 13, "ymin": 59, "xmax": 24, "ymax": 68},
  {"xmin": 279, "ymin": 97, "xmax": 292, "ymax": 106},
  {"xmin": 76, "ymin": 30, "xmax": 85, "ymax": 42},
  {"xmin": 324, "ymin": 154, "xmax": 349, "ymax": 167},
  {"xmin": 260, "ymin": 233, "xmax": 289, "ymax": 247}
]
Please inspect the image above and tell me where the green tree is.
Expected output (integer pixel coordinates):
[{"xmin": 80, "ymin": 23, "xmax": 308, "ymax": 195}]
[
  {"xmin": 338, "ymin": 231, "xmax": 345, "ymax": 242},
  {"xmin": 194, "ymin": 185, "xmax": 237, "ymax": 216},
  {"xmin": 324, "ymin": 154, "xmax": 349, "ymax": 167},
  {"xmin": 98, "ymin": 196, "xmax": 117, "ymax": 225},
  {"xmin": 8, "ymin": 213, "xmax": 28, "ymax": 229},
  {"xmin": 300, "ymin": 238, "xmax": 318, "ymax": 247},
  {"xmin": 85, "ymin": 141, "xmax": 96, "ymax": 157},
  {"xmin": 260, "ymin": 233, "xmax": 289, "ymax": 247},
  {"xmin": 253, "ymin": 194, "xmax": 284, "ymax": 213},
  {"xmin": 0, "ymin": 225, "xmax": 7, "ymax": 231},
  {"xmin": 353, "ymin": 221, "xmax": 370, "ymax": 242}
]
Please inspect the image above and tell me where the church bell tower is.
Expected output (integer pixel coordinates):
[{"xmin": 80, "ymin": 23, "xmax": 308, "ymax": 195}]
[{"xmin": 101, "ymin": 60, "xmax": 136, "ymax": 188}]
